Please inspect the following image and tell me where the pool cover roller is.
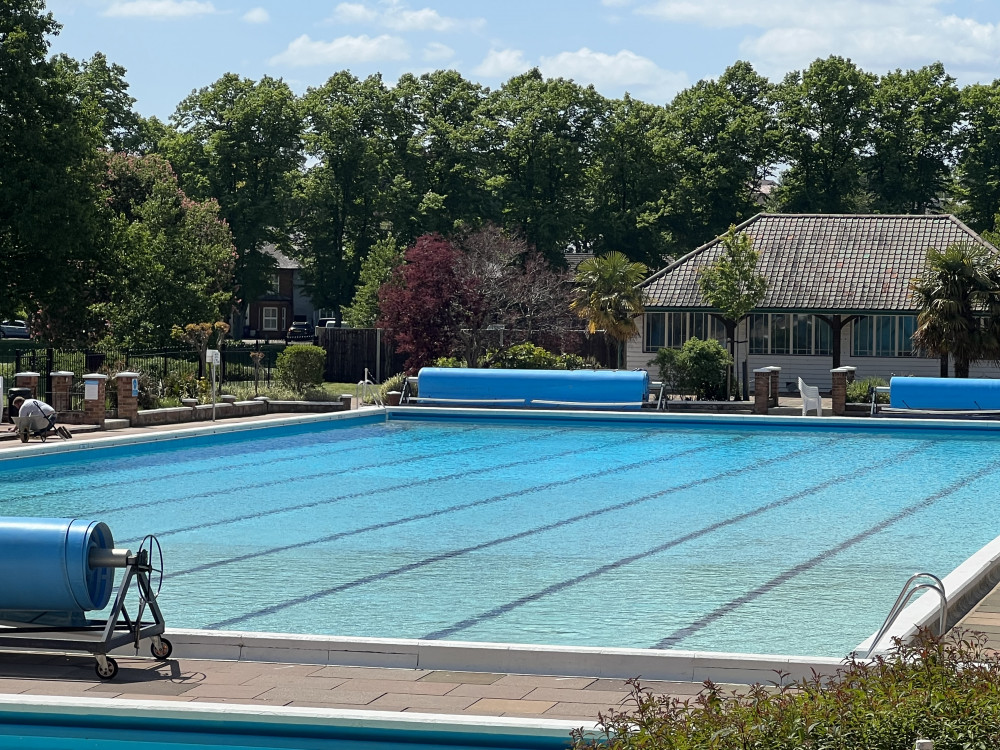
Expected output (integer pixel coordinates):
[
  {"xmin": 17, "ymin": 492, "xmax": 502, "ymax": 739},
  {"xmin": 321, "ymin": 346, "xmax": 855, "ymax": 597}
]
[
  {"xmin": 0, "ymin": 517, "xmax": 116, "ymax": 612},
  {"xmin": 417, "ymin": 367, "xmax": 649, "ymax": 409},
  {"xmin": 889, "ymin": 376, "xmax": 1000, "ymax": 411}
]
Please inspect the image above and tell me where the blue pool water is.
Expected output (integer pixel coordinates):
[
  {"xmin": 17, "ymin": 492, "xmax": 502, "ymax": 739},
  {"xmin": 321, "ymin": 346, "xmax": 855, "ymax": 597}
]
[{"xmin": 2, "ymin": 413, "xmax": 998, "ymax": 658}]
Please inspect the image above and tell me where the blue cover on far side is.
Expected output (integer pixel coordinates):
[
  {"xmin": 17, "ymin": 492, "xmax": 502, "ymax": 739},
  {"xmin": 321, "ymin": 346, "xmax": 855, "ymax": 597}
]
[
  {"xmin": 889, "ymin": 376, "xmax": 1000, "ymax": 410},
  {"xmin": 417, "ymin": 368, "xmax": 649, "ymax": 409}
]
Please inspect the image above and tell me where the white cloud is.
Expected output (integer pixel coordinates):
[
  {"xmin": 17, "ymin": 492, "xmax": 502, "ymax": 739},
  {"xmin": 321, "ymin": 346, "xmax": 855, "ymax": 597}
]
[
  {"xmin": 540, "ymin": 47, "xmax": 687, "ymax": 101},
  {"xmin": 269, "ymin": 34, "xmax": 409, "ymax": 67},
  {"xmin": 104, "ymin": 0, "xmax": 215, "ymax": 18},
  {"xmin": 423, "ymin": 41, "xmax": 454, "ymax": 62},
  {"xmin": 330, "ymin": 2, "xmax": 484, "ymax": 33},
  {"xmin": 473, "ymin": 48, "xmax": 531, "ymax": 78},
  {"xmin": 634, "ymin": 0, "xmax": 1000, "ymax": 75},
  {"xmin": 242, "ymin": 7, "xmax": 269, "ymax": 24}
]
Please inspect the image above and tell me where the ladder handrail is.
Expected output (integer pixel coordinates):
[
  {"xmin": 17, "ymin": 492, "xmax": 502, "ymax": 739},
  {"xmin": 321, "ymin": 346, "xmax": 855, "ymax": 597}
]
[
  {"xmin": 356, "ymin": 368, "xmax": 384, "ymax": 408},
  {"xmin": 864, "ymin": 572, "xmax": 946, "ymax": 658}
]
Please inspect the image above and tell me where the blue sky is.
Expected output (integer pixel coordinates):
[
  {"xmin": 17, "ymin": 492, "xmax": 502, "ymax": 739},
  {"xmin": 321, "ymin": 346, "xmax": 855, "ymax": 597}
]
[{"xmin": 45, "ymin": 0, "xmax": 1000, "ymax": 120}]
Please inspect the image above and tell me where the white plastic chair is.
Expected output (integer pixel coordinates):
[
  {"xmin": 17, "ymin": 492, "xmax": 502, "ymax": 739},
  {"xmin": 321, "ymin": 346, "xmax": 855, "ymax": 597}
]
[{"xmin": 798, "ymin": 377, "xmax": 822, "ymax": 416}]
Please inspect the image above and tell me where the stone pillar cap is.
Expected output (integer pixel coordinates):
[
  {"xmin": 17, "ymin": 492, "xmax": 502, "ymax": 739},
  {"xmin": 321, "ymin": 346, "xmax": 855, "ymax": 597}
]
[
  {"xmin": 50, "ymin": 371, "xmax": 74, "ymax": 377},
  {"xmin": 765, "ymin": 365, "xmax": 782, "ymax": 372},
  {"xmin": 116, "ymin": 371, "xmax": 141, "ymax": 378},
  {"xmin": 830, "ymin": 367, "xmax": 853, "ymax": 373},
  {"xmin": 82, "ymin": 373, "xmax": 108, "ymax": 380},
  {"xmin": 753, "ymin": 367, "xmax": 773, "ymax": 374},
  {"xmin": 14, "ymin": 371, "xmax": 40, "ymax": 378}
]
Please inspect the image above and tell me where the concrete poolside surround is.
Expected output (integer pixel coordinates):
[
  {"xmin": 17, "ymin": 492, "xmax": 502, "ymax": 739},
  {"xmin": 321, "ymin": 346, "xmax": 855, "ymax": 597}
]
[{"xmin": 2, "ymin": 408, "xmax": 1000, "ymax": 729}]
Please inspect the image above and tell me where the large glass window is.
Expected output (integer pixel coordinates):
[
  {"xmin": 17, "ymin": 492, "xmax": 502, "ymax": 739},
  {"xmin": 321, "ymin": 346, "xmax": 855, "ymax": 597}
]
[
  {"xmin": 643, "ymin": 312, "xmax": 727, "ymax": 352},
  {"xmin": 748, "ymin": 314, "xmax": 832, "ymax": 355},
  {"xmin": 852, "ymin": 315, "xmax": 917, "ymax": 357}
]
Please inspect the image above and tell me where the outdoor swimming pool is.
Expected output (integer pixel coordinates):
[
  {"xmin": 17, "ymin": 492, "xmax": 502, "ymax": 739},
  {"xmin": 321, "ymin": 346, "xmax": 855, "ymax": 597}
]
[{"xmin": 2, "ymin": 411, "xmax": 998, "ymax": 658}]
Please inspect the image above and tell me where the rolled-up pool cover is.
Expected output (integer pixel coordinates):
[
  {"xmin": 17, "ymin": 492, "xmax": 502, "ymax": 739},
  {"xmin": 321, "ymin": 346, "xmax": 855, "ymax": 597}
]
[
  {"xmin": 889, "ymin": 376, "xmax": 1000, "ymax": 410},
  {"xmin": 0, "ymin": 518, "xmax": 116, "ymax": 612},
  {"xmin": 417, "ymin": 368, "xmax": 649, "ymax": 409}
]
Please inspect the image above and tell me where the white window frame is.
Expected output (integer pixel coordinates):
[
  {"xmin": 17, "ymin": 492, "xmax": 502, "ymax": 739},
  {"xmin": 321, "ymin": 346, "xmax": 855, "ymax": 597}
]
[
  {"xmin": 852, "ymin": 315, "xmax": 916, "ymax": 357},
  {"xmin": 643, "ymin": 312, "xmax": 727, "ymax": 352},
  {"xmin": 749, "ymin": 313, "xmax": 832, "ymax": 356},
  {"xmin": 262, "ymin": 306, "xmax": 279, "ymax": 331}
]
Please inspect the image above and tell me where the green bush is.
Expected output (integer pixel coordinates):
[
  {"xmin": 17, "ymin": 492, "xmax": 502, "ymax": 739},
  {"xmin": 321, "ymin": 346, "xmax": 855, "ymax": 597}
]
[
  {"xmin": 275, "ymin": 345, "xmax": 325, "ymax": 392},
  {"xmin": 487, "ymin": 342, "xmax": 561, "ymax": 369},
  {"xmin": 378, "ymin": 371, "xmax": 409, "ymax": 401},
  {"xmin": 848, "ymin": 375, "xmax": 889, "ymax": 403},
  {"xmin": 651, "ymin": 338, "xmax": 732, "ymax": 400},
  {"xmin": 432, "ymin": 356, "xmax": 464, "ymax": 368},
  {"xmin": 571, "ymin": 629, "xmax": 1000, "ymax": 750}
]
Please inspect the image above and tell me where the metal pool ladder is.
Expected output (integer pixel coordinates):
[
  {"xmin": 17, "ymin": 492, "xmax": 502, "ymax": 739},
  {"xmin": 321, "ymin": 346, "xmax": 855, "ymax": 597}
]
[
  {"xmin": 357, "ymin": 369, "xmax": 384, "ymax": 408},
  {"xmin": 863, "ymin": 572, "xmax": 947, "ymax": 658}
]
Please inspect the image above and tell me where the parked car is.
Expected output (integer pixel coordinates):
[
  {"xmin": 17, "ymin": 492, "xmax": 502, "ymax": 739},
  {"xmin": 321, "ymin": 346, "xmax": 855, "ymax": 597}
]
[
  {"xmin": 0, "ymin": 320, "xmax": 29, "ymax": 339},
  {"xmin": 286, "ymin": 320, "xmax": 314, "ymax": 341}
]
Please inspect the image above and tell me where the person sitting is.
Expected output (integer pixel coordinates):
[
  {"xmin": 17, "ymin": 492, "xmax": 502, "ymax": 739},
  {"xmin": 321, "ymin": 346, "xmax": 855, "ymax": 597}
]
[{"xmin": 10, "ymin": 396, "xmax": 72, "ymax": 440}]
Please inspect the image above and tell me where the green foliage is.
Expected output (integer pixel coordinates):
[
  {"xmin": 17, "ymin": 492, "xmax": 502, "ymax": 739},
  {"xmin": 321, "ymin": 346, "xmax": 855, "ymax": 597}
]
[
  {"xmin": 572, "ymin": 629, "xmax": 1000, "ymax": 750},
  {"xmin": 572, "ymin": 252, "xmax": 648, "ymax": 367},
  {"xmin": 485, "ymin": 343, "xmax": 588, "ymax": 370},
  {"xmin": 847, "ymin": 375, "xmax": 889, "ymax": 404},
  {"xmin": 910, "ymin": 242, "xmax": 999, "ymax": 378},
  {"xmin": 653, "ymin": 338, "xmax": 733, "ymax": 400},
  {"xmin": 698, "ymin": 225, "xmax": 767, "ymax": 325},
  {"xmin": 432, "ymin": 357, "xmax": 465, "ymax": 368},
  {"xmin": 957, "ymin": 80, "xmax": 1000, "ymax": 232},
  {"xmin": 343, "ymin": 236, "xmax": 404, "ymax": 328},
  {"xmin": 378, "ymin": 371, "xmax": 408, "ymax": 400},
  {"xmin": 275, "ymin": 345, "xmax": 326, "ymax": 392}
]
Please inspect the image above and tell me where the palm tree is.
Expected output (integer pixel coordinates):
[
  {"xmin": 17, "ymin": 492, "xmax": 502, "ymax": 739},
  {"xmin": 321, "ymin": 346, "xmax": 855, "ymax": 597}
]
[
  {"xmin": 571, "ymin": 252, "xmax": 648, "ymax": 368},
  {"xmin": 910, "ymin": 242, "xmax": 998, "ymax": 378}
]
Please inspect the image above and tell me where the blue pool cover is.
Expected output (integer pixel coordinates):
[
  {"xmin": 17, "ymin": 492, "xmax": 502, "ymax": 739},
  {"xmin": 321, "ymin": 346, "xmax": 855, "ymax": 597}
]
[
  {"xmin": 417, "ymin": 367, "xmax": 649, "ymax": 409},
  {"xmin": 889, "ymin": 376, "xmax": 1000, "ymax": 410}
]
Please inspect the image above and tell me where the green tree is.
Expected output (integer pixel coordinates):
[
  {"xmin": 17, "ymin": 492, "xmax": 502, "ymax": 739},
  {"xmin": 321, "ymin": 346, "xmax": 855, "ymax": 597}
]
[
  {"xmin": 57, "ymin": 51, "xmax": 143, "ymax": 153},
  {"xmin": 296, "ymin": 72, "xmax": 400, "ymax": 321},
  {"xmin": 0, "ymin": 0, "xmax": 104, "ymax": 338},
  {"xmin": 343, "ymin": 236, "xmax": 404, "ymax": 328},
  {"xmin": 771, "ymin": 56, "xmax": 875, "ymax": 213},
  {"xmin": 659, "ymin": 61, "xmax": 778, "ymax": 256},
  {"xmin": 481, "ymin": 70, "xmax": 602, "ymax": 265},
  {"xmin": 571, "ymin": 251, "xmax": 648, "ymax": 368},
  {"xmin": 910, "ymin": 242, "xmax": 998, "ymax": 378},
  {"xmin": 697, "ymin": 225, "xmax": 768, "ymax": 397},
  {"xmin": 163, "ymin": 74, "xmax": 303, "ymax": 309},
  {"xmin": 92, "ymin": 153, "xmax": 236, "ymax": 347},
  {"xmin": 865, "ymin": 63, "xmax": 960, "ymax": 214},
  {"xmin": 585, "ymin": 94, "xmax": 673, "ymax": 268},
  {"xmin": 956, "ymin": 81, "xmax": 1000, "ymax": 232}
]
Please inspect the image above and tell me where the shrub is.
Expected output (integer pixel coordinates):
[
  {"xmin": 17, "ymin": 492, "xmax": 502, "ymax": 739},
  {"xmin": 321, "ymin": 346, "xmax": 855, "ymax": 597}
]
[
  {"xmin": 557, "ymin": 353, "xmax": 588, "ymax": 370},
  {"xmin": 487, "ymin": 342, "xmax": 559, "ymax": 369},
  {"xmin": 432, "ymin": 356, "xmax": 465, "ymax": 368},
  {"xmin": 275, "ymin": 345, "xmax": 325, "ymax": 392},
  {"xmin": 378, "ymin": 371, "xmax": 408, "ymax": 401},
  {"xmin": 848, "ymin": 375, "xmax": 889, "ymax": 403},
  {"xmin": 651, "ymin": 338, "xmax": 732, "ymax": 400},
  {"xmin": 571, "ymin": 629, "xmax": 1000, "ymax": 750}
]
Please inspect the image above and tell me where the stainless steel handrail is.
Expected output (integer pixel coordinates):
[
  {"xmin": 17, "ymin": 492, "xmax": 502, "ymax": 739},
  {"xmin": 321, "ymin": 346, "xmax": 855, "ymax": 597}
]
[
  {"xmin": 356, "ymin": 368, "xmax": 384, "ymax": 408},
  {"xmin": 863, "ymin": 572, "xmax": 947, "ymax": 658}
]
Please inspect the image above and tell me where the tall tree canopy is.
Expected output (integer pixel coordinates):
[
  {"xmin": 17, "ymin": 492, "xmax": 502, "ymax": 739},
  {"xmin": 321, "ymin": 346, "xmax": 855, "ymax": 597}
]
[
  {"xmin": 956, "ymin": 81, "xmax": 1000, "ymax": 233},
  {"xmin": 162, "ymin": 73, "xmax": 302, "ymax": 307}
]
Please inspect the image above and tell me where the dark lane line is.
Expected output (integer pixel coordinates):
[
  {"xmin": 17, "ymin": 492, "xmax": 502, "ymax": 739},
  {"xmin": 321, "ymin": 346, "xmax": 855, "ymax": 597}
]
[
  {"xmin": 423, "ymin": 442, "xmax": 932, "ymax": 640},
  {"xmin": 652, "ymin": 455, "xmax": 1000, "ymax": 650},
  {"xmin": 204, "ymin": 439, "xmax": 831, "ymax": 629},
  {"xmin": 167, "ymin": 435, "xmax": 736, "ymax": 577},
  {"xmin": 97, "ymin": 425, "xmax": 568, "ymax": 517},
  {"xmin": 120, "ymin": 428, "xmax": 660, "ymax": 545},
  {"xmin": 0, "ymin": 423, "xmax": 479, "ymax": 508}
]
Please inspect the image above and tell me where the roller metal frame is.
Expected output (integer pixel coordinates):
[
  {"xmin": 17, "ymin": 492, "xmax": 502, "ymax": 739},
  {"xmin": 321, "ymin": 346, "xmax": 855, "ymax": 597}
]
[{"xmin": 0, "ymin": 543, "xmax": 171, "ymax": 680}]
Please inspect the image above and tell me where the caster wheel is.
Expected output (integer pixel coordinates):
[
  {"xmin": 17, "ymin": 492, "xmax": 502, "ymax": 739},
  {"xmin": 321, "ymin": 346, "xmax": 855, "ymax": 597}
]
[
  {"xmin": 95, "ymin": 657, "xmax": 119, "ymax": 680},
  {"xmin": 151, "ymin": 638, "xmax": 173, "ymax": 660}
]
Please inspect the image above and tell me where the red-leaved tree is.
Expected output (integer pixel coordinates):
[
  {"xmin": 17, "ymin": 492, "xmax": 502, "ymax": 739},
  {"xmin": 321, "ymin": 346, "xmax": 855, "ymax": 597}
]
[{"xmin": 377, "ymin": 234, "xmax": 467, "ymax": 373}]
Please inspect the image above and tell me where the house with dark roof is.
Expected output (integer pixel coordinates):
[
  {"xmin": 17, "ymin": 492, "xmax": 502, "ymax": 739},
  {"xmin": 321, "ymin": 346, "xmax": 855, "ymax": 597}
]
[
  {"xmin": 245, "ymin": 244, "xmax": 319, "ymax": 339},
  {"xmin": 629, "ymin": 214, "xmax": 1000, "ymax": 391}
]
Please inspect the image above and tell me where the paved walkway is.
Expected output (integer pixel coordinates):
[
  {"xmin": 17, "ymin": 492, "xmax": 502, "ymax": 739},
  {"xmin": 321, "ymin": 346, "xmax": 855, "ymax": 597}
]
[
  {"xmin": 952, "ymin": 578, "xmax": 1000, "ymax": 647},
  {"xmin": 0, "ymin": 651, "xmax": 723, "ymax": 720}
]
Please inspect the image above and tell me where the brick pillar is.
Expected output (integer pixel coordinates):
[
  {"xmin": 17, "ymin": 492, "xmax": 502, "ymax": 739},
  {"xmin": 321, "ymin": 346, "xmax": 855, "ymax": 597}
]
[
  {"xmin": 50, "ymin": 371, "xmax": 73, "ymax": 412},
  {"xmin": 116, "ymin": 371, "xmax": 140, "ymax": 424},
  {"xmin": 14, "ymin": 371, "xmax": 39, "ymax": 398},
  {"xmin": 767, "ymin": 366, "xmax": 781, "ymax": 407},
  {"xmin": 82, "ymin": 373, "xmax": 107, "ymax": 428},
  {"xmin": 753, "ymin": 368, "xmax": 771, "ymax": 415},
  {"xmin": 830, "ymin": 367, "xmax": 850, "ymax": 416}
]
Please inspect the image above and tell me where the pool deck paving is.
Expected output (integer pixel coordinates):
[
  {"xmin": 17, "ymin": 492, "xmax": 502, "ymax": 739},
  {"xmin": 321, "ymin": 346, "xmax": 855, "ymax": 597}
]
[{"xmin": 0, "ymin": 651, "xmax": 724, "ymax": 721}]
